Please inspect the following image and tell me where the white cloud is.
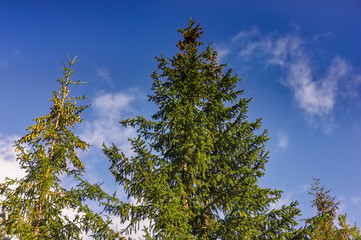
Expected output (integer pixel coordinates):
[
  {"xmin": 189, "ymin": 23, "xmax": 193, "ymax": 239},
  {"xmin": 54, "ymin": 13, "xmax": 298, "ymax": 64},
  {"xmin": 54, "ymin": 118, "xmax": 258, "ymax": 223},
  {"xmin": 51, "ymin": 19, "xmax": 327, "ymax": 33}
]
[
  {"xmin": 288, "ymin": 57, "xmax": 348, "ymax": 117},
  {"xmin": 226, "ymin": 28, "xmax": 358, "ymax": 133},
  {"xmin": 0, "ymin": 134, "xmax": 24, "ymax": 182},
  {"xmin": 96, "ymin": 67, "xmax": 112, "ymax": 84},
  {"xmin": 93, "ymin": 91, "xmax": 134, "ymax": 118},
  {"xmin": 81, "ymin": 90, "xmax": 139, "ymax": 152},
  {"xmin": 233, "ymin": 31, "xmax": 348, "ymax": 119}
]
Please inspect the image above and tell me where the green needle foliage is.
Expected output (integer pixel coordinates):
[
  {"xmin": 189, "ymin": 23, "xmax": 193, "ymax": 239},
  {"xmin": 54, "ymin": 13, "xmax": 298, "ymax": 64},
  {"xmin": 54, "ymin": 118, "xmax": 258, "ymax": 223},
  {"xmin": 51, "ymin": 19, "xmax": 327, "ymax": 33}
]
[
  {"xmin": 0, "ymin": 56, "xmax": 123, "ymax": 240},
  {"xmin": 305, "ymin": 178, "xmax": 361, "ymax": 240},
  {"xmin": 103, "ymin": 19, "xmax": 303, "ymax": 239}
]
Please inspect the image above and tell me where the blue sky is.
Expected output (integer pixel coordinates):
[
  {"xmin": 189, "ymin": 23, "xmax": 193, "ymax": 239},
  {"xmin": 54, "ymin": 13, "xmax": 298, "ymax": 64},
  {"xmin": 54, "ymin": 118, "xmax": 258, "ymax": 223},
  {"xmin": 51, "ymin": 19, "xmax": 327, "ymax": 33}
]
[{"xmin": 1, "ymin": 0, "xmax": 361, "ymax": 234}]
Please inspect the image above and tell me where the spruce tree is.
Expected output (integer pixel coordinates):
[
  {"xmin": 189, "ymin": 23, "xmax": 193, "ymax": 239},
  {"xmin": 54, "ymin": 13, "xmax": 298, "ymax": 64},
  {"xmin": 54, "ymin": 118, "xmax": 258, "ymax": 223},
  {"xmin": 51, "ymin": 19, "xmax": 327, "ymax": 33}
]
[
  {"xmin": 103, "ymin": 19, "xmax": 303, "ymax": 239},
  {"xmin": 305, "ymin": 178, "xmax": 361, "ymax": 240},
  {"xmin": 0, "ymin": 56, "xmax": 123, "ymax": 240},
  {"xmin": 305, "ymin": 178, "xmax": 339, "ymax": 239}
]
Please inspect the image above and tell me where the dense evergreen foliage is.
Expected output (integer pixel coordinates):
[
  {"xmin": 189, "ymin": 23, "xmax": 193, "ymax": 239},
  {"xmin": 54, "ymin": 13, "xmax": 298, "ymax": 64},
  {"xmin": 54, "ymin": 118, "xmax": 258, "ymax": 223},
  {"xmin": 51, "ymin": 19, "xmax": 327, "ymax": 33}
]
[{"xmin": 103, "ymin": 19, "xmax": 304, "ymax": 239}]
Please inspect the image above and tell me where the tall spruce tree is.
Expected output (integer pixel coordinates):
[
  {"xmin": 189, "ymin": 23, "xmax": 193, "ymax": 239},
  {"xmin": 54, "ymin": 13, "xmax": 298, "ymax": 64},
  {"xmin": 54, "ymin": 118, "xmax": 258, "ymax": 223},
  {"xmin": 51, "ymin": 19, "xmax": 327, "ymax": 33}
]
[
  {"xmin": 0, "ymin": 56, "xmax": 123, "ymax": 240},
  {"xmin": 103, "ymin": 20, "xmax": 303, "ymax": 239}
]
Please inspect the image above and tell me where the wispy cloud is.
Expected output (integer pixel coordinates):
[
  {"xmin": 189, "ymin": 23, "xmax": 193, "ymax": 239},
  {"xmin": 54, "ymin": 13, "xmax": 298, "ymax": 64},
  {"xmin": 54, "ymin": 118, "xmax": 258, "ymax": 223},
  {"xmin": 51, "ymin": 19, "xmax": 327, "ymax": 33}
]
[
  {"xmin": 224, "ymin": 28, "xmax": 359, "ymax": 133},
  {"xmin": 288, "ymin": 57, "xmax": 347, "ymax": 117},
  {"xmin": 232, "ymin": 30, "xmax": 348, "ymax": 118}
]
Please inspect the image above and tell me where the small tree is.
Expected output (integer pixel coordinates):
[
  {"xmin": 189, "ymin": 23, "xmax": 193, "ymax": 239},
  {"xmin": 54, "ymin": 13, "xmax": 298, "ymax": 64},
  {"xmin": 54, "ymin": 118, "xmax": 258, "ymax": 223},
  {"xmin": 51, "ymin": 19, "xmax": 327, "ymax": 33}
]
[
  {"xmin": 103, "ymin": 19, "xmax": 303, "ymax": 239},
  {"xmin": 305, "ymin": 178, "xmax": 361, "ymax": 240},
  {"xmin": 0, "ymin": 56, "xmax": 123, "ymax": 239},
  {"xmin": 305, "ymin": 178, "xmax": 339, "ymax": 239}
]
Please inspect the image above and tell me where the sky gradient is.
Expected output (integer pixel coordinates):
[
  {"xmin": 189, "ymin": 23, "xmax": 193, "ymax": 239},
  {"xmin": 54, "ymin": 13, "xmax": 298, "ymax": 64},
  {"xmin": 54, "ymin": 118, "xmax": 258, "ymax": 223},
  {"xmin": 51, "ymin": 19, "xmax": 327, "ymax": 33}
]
[{"xmin": 1, "ymin": 0, "xmax": 361, "ymax": 234}]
